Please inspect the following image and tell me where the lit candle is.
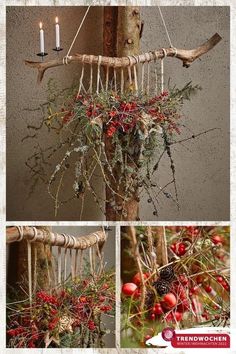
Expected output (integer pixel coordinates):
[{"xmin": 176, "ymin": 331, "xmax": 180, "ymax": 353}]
[
  {"xmin": 55, "ymin": 17, "xmax": 60, "ymax": 49},
  {"xmin": 39, "ymin": 22, "xmax": 44, "ymax": 53}
]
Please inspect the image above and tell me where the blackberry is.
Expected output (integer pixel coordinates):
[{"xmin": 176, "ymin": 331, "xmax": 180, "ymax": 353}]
[
  {"xmin": 160, "ymin": 265, "xmax": 175, "ymax": 282},
  {"xmin": 153, "ymin": 279, "xmax": 170, "ymax": 296}
]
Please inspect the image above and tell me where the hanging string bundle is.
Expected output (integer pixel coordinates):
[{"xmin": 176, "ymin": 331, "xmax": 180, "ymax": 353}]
[{"xmin": 8, "ymin": 226, "xmax": 107, "ymax": 302}]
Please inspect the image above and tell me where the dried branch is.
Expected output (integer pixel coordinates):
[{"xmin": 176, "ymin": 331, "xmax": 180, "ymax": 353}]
[
  {"xmin": 25, "ymin": 33, "xmax": 222, "ymax": 83},
  {"xmin": 130, "ymin": 226, "xmax": 146, "ymax": 311},
  {"xmin": 6, "ymin": 226, "xmax": 106, "ymax": 250}
]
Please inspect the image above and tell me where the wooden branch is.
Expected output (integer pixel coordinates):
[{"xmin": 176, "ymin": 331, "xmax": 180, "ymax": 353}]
[
  {"xmin": 130, "ymin": 226, "xmax": 146, "ymax": 312},
  {"xmin": 6, "ymin": 226, "xmax": 106, "ymax": 250},
  {"xmin": 25, "ymin": 33, "xmax": 222, "ymax": 84}
]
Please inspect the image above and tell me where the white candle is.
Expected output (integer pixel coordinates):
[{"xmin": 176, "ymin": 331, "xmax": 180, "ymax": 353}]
[
  {"xmin": 39, "ymin": 22, "xmax": 44, "ymax": 53},
  {"xmin": 55, "ymin": 17, "xmax": 60, "ymax": 49}
]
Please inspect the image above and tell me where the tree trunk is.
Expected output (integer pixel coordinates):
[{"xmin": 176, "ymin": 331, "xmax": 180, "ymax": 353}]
[{"xmin": 103, "ymin": 6, "xmax": 141, "ymax": 221}]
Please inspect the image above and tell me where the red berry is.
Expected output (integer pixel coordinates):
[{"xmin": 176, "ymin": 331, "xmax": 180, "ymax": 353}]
[
  {"xmin": 153, "ymin": 303, "xmax": 164, "ymax": 315},
  {"xmin": 190, "ymin": 286, "xmax": 199, "ymax": 296},
  {"xmin": 202, "ymin": 311, "xmax": 209, "ymax": 320},
  {"xmin": 150, "ymin": 313, "xmax": 156, "ymax": 320},
  {"xmin": 174, "ymin": 311, "xmax": 183, "ymax": 322},
  {"xmin": 216, "ymin": 276, "xmax": 224, "ymax": 283},
  {"xmin": 222, "ymin": 281, "xmax": 230, "ymax": 291},
  {"xmin": 179, "ymin": 274, "xmax": 188, "ymax": 286},
  {"xmin": 196, "ymin": 275, "xmax": 204, "ymax": 284},
  {"xmin": 132, "ymin": 272, "xmax": 149, "ymax": 286},
  {"xmin": 171, "ymin": 242, "xmax": 186, "ymax": 256},
  {"xmin": 122, "ymin": 283, "xmax": 137, "ymax": 296},
  {"xmin": 177, "ymin": 299, "xmax": 190, "ymax": 313},
  {"xmin": 102, "ymin": 283, "xmax": 109, "ymax": 290},
  {"xmin": 204, "ymin": 285, "xmax": 212, "ymax": 293},
  {"xmin": 133, "ymin": 288, "xmax": 141, "ymax": 299},
  {"xmin": 211, "ymin": 235, "xmax": 223, "ymax": 245},
  {"xmin": 162, "ymin": 293, "xmax": 177, "ymax": 309},
  {"xmin": 145, "ymin": 335, "xmax": 152, "ymax": 341}
]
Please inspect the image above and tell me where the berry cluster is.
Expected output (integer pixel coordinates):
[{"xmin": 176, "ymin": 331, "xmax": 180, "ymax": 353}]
[{"xmin": 7, "ymin": 272, "xmax": 115, "ymax": 348}]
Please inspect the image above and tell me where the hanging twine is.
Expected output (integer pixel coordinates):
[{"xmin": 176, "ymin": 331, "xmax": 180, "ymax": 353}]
[
  {"xmin": 158, "ymin": 6, "xmax": 174, "ymax": 48},
  {"xmin": 105, "ymin": 66, "xmax": 109, "ymax": 91},
  {"xmin": 16, "ymin": 226, "xmax": 24, "ymax": 241},
  {"xmin": 63, "ymin": 5, "xmax": 92, "ymax": 65},
  {"xmin": 113, "ymin": 67, "xmax": 117, "ymax": 92},
  {"xmin": 89, "ymin": 55, "xmax": 94, "ymax": 94},
  {"xmin": 78, "ymin": 55, "xmax": 85, "ymax": 96},
  {"xmin": 161, "ymin": 48, "xmax": 167, "ymax": 93},
  {"xmin": 131, "ymin": 55, "xmax": 139, "ymax": 92},
  {"xmin": 120, "ymin": 68, "xmax": 124, "ymax": 94},
  {"xmin": 27, "ymin": 227, "xmax": 37, "ymax": 307},
  {"xmin": 141, "ymin": 63, "xmax": 145, "ymax": 93},
  {"xmin": 58, "ymin": 247, "xmax": 62, "ymax": 284},
  {"xmin": 96, "ymin": 55, "xmax": 102, "ymax": 94}
]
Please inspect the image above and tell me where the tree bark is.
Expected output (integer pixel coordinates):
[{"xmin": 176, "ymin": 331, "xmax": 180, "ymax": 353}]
[{"xmin": 103, "ymin": 6, "xmax": 141, "ymax": 221}]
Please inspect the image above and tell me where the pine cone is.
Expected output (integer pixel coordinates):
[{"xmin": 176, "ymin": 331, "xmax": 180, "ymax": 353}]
[
  {"xmin": 145, "ymin": 290, "xmax": 155, "ymax": 309},
  {"xmin": 160, "ymin": 265, "xmax": 175, "ymax": 282},
  {"xmin": 153, "ymin": 279, "xmax": 170, "ymax": 296}
]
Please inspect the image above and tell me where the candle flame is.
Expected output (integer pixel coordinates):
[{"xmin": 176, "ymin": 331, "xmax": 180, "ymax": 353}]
[
  {"xmin": 39, "ymin": 22, "xmax": 43, "ymax": 29},
  {"xmin": 55, "ymin": 16, "xmax": 59, "ymax": 24}
]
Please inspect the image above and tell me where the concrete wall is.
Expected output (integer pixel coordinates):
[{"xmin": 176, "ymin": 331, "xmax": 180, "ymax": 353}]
[{"xmin": 6, "ymin": 6, "xmax": 230, "ymax": 221}]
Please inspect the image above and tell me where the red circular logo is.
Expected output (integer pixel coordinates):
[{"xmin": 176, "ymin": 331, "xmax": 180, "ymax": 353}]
[{"xmin": 162, "ymin": 327, "xmax": 175, "ymax": 341}]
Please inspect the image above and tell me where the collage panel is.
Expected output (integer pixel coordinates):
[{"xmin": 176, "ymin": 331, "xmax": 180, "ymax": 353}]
[
  {"xmin": 6, "ymin": 225, "xmax": 116, "ymax": 348},
  {"xmin": 121, "ymin": 226, "xmax": 230, "ymax": 348},
  {"xmin": 3, "ymin": 3, "xmax": 233, "ymax": 353},
  {"xmin": 6, "ymin": 6, "xmax": 229, "ymax": 222}
]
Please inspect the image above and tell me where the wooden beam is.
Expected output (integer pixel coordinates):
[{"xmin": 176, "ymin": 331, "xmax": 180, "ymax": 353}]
[{"xmin": 25, "ymin": 33, "xmax": 222, "ymax": 84}]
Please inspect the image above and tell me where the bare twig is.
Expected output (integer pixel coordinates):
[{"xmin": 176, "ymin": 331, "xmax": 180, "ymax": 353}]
[{"xmin": 130, "ymin": 226, "xmax": 146, "ymax": 312}]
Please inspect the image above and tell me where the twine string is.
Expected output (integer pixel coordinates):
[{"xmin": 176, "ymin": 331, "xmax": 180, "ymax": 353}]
[
  {"xmin": 63, "ymin": 5, "xmax": 92, "ymax": 65},
  {"xmin": 161, "ymin": 48, "xmax": 167, "ymax": 93}
]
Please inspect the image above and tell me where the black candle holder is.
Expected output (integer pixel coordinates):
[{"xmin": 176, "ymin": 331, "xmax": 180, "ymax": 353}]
[
  {"xmin": 53, "ymin": 47, "xmax": 63, "ymax": 53},
  {"xmin": 37, "ymin": 52, "xmax": 48, "ymax": 61}
]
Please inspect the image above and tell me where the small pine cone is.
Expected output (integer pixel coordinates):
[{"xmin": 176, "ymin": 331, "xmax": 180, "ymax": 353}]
[
  {"xmin": 145, "ymin": 290, "xmax": 155, "ymax": 309},
  {"xmin": 160, "ymin": 265, "xmax": 175, "ymax": 282},
  {"xmin": 153, "ymin": 279, "xmax": 170, "ymax": 296}
]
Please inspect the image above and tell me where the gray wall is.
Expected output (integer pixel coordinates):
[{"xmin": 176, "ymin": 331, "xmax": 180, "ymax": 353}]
[{"xmin": 6, "ymin": 6, "xmax": 230, "ymax": 221}]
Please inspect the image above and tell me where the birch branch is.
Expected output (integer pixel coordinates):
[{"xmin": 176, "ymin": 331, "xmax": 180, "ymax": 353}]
[
  {"xmin": 25, "ymin": 33, "xmax": 222, "ymax": 83},
  {"xmin": 6, "ymin": 226, "xmax": 106, "ymax": 250}
]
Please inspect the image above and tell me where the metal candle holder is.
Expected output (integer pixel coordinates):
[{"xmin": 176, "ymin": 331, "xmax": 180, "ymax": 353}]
[
  {"xmin": 37, "ymin": 52, "xmax": 48, "ymax": 61},
  {"xmin": 53, "ymin": 47, "xmax": 63, "ymax": 56}
]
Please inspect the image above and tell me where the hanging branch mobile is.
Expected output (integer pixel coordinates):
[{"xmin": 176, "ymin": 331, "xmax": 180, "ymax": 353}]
[{"xmin": 24, "ymin": 7, "xmax": 222, "ymax": 221}]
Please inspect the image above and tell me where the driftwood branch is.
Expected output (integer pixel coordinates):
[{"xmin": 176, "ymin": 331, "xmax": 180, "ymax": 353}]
[
  {"xmin": 25, "ymin": 33, "xmax": 222, "ymax": 84},
  {"xmin": 6, "ymin": 226, "xmax": 106, "ymax": 250}
]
